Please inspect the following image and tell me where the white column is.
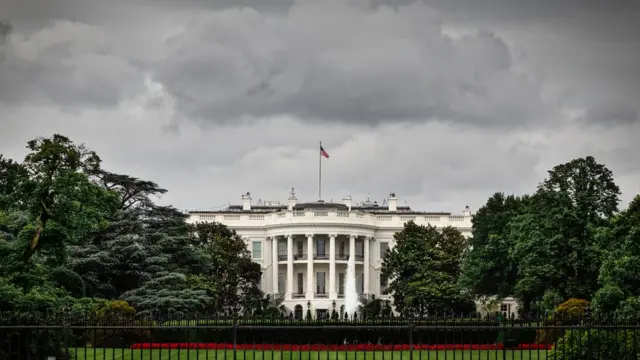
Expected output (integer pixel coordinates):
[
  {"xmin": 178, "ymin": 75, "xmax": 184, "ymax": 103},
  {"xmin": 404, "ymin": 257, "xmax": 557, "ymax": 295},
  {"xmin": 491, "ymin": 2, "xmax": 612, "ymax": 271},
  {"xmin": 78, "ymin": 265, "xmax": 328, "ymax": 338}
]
[
  {"xmin": 286, "ymin": 234, "xmax": 293, "ymax": 299},
  {"xmin": 272, "ymin": 236, "xmax": 278, "ymax": 294},
  {"xmin": 329, "ymin": 233, "xmax": 337, "ymax": 299},
  {"xmin": 364, "ymin": 236, "xmax": 371, "ymax": 294},
  {"xmin": 306, "ymin": 233, "xmax": 314, "ymax": 298},
  {"xmin": 349, "ymin": 234, "xmax": 356, "ymax": 260}
]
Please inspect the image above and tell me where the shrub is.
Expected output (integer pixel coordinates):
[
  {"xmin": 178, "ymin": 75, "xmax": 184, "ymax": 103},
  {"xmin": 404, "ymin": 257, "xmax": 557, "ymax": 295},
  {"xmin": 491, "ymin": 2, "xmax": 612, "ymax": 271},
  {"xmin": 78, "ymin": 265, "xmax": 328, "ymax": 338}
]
[
  {"xmin": 92, "ymin": 300, "xmax": 150, "ymax": 348},
  {"xmin": 535, "ymin": 298, "xmax": 589, "ymax": 345},
  {"xmin": 549, "ymin": 329, "xmax": 640, "ymax": 360}
]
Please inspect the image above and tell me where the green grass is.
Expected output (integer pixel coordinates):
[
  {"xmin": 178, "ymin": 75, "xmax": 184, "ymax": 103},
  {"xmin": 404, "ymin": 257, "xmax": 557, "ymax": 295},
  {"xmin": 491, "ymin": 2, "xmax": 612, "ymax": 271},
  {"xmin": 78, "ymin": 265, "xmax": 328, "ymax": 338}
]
[{"xmin": 73, "ymin": 349, "xmax": 548, "ymax": 360}]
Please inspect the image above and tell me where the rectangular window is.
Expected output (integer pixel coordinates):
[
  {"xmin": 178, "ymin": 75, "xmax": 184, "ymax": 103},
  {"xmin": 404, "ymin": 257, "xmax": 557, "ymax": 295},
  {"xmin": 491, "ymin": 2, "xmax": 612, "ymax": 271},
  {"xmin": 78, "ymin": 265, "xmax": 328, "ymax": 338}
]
[
  {"xmin": 297, "ymin": 273, "xmax": 304, "ymax": 294},
  {"xmin": 252, "ymin": 241, "xmax": 262, "ymax": 259},
  {"xmin": 317, "ymin": 272, "xmax": 326, "ymax": 294},
  {"xmin": 278, "ymin": 273, "xmax": 285, "ymax": 294},
  {"xmin": 297, "ymin": 241, "xmax": 304, "ymax": 255},
  {"xmin": 316, "ymin": 239, "xmax": 326, "ymax": 258},
  {"xmin": 339, "ymin": 242, "xmax": 345, "ymax": 256},
  {"xmin": 356, "ymin": 273, "xmax": 364, "ymax": 293},
  {"xmin": 338, "ymin": 273, "xmax": 345, "ymax": 294},
  {"xmin": 278, "ymin": 241, "xmax": 286, "ymax": 255},
  {"xmin": 356, "ymin": 241, "xmax": 364, "ymax": 257},
  {"xmin": 380, "ymin": 242, "xmax": 389, "ymax": 259},
  {"xmin": 380, "ymin": 275, "xmax": 389, "ymax": 295}
]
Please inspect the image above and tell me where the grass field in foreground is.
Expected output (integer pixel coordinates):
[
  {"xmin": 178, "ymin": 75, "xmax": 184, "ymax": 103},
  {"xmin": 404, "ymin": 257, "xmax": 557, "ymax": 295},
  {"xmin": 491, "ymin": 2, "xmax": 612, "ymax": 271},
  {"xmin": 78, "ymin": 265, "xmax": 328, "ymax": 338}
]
[{"xmin": 73, "ymin": 349, "xmax": 549, "ymax": 360}]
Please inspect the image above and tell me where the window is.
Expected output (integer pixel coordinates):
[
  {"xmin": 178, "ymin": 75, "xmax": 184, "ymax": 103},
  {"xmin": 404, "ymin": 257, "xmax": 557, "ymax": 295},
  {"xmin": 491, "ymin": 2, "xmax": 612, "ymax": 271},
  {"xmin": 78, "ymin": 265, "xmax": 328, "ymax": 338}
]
[
  {"xmin": 356, "ymin": 241, "xmax": 364, "ymax": 257},
  {"xmin": 500, "ymin": 303, "xmax": 511, "ymax": 314},
  {"xmin": 278, "ymin": 273, "xmax": 285, "ymax": 294},
  {"xmin": 316, "ymin": 272, "xmax": 326, "ymax": 294},
  {"xmin": 297, "ymin": 273, "xmax": 304, "ymax": 294},
  {"xmin": 316, "ymin": 239, "xmax": 326, "ymax": 258},
  {"xmin": 278, "ymin": 241, "xmax": 286, "ymax": 255},
  {"xmin": 380, "ymin": 242, "xmax": 389, "ymax": 259},
  {"xmin": 356, "ymin": 273, "xmax": 364, "ymax": 293},
  {"xmin": 297, "ymin": 241, "xmax": 304, "ymax": 255},
  {"xmin": 338, "ymin": 273, "xmax": 345, "ymax": 294},
  {"xmin": 252, "ymin": 241, "xmax": 262, "ymax": 259},
  {"xmin": 339, "ymin": 242, "xmax": 346, "ymax": 257},
  {"xmin": 380, "ymin": 275, "xmax": 389, "ymax": 295}
]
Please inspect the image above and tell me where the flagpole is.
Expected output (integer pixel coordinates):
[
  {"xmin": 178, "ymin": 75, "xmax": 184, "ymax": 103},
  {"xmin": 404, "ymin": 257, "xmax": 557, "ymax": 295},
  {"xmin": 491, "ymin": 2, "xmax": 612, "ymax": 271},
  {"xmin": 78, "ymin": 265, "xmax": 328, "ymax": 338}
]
[{"xmin": 319, "ymin": 141, "xmax": 322, "ymax": 201}]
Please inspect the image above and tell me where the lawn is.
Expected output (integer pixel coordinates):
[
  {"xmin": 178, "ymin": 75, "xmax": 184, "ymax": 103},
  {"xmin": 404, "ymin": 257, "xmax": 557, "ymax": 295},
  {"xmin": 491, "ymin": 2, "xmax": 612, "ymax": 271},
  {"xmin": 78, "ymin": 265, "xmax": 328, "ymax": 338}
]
[{"xmin": 73, "ymin": 349, "xmax": 548, "ymax": 359}]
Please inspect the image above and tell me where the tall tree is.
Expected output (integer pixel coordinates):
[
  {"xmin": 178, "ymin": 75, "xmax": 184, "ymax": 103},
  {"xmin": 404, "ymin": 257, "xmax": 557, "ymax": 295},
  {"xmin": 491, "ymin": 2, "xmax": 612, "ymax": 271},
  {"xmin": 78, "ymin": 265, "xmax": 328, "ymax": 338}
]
[
  {"xmin": 510, "ymin": 156, "xmax": 620, "ymax": 312},
  {"xmin": 459, "ymin": 192, "xmax": 528, "ymax": 298},
  {"xmin": 382, "ymin": 222, "xmax": 469, "ymax": 315},
  {"xmin": 592, "ymin": 194, "xmax": 640, "ymax": 315},
  {"xmin": 192, "ymin": 221, "xmax": 263, "ymax": 315},
  {"xmin": 16, "ymin": 134, "xmax": 118, "ymax": 261},
  {"xmin": 0, "ymin": 155, "xmax": 27, "ymax": 209}
]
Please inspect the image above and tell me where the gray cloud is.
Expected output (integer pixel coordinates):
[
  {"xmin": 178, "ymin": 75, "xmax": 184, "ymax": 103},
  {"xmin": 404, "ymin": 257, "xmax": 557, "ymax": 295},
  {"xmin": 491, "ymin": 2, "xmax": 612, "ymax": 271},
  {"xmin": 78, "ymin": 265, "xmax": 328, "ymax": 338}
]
[
  {"xmin": 0, "ymin": 0, "xmax": 639, "ymax": 213},
  {"xmin": 151, "ymin": 2, "xmax": 546, "ymax": 127}
]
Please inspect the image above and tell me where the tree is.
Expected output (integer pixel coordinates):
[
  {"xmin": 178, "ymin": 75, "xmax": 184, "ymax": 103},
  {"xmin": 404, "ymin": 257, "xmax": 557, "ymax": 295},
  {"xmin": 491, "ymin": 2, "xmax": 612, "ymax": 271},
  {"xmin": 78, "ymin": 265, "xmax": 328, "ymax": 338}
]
[
  {"xmin": 459, "ymin": 192, "xmax": 528, "ymax": 298},
  {"xmin": 382, "ymin": 221, "xmax": 469, "ymax": 315},
  {"xmin": 192, "ymin": 221, "xmax": 263, "ymax": 315},
  {"xmin": 592, "ymin": 194, "xmax": 640, "ymax": 316},
  {"xmin": 16, "ymin": 134, "xmax": 118, "ymax": 261},
  {"xmin": 69, "ymin": 171, "xmax": 211, "ymax": 313},
  {"xmin": 0, "ymin": 155, "xmax": 27, "ymax": 209},
  {"xmin": 510, "ymin": 156, "xmax": 620, "ymax": 312}
]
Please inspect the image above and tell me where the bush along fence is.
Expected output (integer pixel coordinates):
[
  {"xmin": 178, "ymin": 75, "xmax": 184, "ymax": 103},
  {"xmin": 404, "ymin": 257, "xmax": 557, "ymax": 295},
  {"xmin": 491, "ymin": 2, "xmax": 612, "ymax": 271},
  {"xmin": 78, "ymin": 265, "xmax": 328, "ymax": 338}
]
[{"xmin": 1, "ymin": 312, "xmax": 640, "ymax": 359}]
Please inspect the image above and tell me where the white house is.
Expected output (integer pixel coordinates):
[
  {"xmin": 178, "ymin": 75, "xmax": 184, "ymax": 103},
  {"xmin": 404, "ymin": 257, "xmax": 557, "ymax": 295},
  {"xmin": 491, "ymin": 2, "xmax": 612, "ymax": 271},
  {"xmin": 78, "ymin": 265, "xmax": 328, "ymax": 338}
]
[{"xmin": 187, "ymin": 191, "xmax": 517, "ymax": 319}]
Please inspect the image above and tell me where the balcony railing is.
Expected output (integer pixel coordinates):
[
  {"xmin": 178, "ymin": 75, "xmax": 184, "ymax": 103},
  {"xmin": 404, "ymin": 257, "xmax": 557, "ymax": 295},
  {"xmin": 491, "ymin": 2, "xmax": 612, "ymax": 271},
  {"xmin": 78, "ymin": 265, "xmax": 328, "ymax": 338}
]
[
  {"xmin": 316, "ymin": 287, "xmax": 328, "ymax": 298},
  {"xmin": 278, "ymin": 254, "xmax": 363, "ymax": 261},
  {"xmin": 293, "ymin": 293, "xmax": 305, "ymax": 298}
]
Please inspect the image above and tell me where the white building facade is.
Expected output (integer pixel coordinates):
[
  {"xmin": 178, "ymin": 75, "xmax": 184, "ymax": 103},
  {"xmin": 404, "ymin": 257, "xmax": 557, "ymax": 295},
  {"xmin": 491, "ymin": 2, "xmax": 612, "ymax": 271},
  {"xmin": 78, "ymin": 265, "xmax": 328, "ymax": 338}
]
[{"xmin": 188, "ymin": 192, "xmax": 517, "ymax": 318}]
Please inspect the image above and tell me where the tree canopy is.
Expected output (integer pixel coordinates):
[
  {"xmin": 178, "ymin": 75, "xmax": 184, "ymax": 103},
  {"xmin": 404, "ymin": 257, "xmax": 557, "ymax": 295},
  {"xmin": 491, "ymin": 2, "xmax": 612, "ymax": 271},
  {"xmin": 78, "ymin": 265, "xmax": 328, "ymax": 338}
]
[{"xmin": 0, "ymin": 133, "xmax": 265, "ymax": 319}]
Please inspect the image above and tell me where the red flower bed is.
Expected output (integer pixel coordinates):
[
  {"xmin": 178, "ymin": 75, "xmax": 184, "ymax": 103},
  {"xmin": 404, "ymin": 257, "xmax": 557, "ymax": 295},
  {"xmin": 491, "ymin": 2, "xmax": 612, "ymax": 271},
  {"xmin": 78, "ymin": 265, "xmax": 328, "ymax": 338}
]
[{"xmin": 130, "ymin": 343, "xmax": 554, "ymax": 351}]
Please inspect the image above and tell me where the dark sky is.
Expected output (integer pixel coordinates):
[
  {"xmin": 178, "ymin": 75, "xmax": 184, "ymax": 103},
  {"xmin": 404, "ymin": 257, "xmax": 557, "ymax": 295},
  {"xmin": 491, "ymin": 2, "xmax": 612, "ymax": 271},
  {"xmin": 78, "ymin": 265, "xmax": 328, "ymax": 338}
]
[{"xmin": 1, "ymin": 0, "xmax": 639, "ymax": 211}]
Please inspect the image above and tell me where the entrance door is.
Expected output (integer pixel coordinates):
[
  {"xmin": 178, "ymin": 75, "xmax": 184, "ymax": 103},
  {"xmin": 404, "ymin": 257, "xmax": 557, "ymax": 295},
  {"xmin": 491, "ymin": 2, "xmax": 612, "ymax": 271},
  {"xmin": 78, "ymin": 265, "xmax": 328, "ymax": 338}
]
[{"xmin": 316, "ymin": 309, "xmax": 328, "ymax": 320}]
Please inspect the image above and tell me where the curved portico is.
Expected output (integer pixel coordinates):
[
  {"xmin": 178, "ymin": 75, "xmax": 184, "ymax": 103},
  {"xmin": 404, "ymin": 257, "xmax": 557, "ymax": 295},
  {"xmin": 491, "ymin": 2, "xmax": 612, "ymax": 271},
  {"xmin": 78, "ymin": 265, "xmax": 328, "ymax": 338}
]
[{"xmin": 267, "ymin": 232, "xmax": 373, "ymax": 302}]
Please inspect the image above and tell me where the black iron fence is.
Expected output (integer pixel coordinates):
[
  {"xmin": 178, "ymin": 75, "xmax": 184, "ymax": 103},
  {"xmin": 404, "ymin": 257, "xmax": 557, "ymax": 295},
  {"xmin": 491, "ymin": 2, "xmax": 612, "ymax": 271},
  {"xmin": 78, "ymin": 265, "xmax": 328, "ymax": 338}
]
[{"xmin": 1, "ymin": 313, "xmax": 640, "ymax": 359}]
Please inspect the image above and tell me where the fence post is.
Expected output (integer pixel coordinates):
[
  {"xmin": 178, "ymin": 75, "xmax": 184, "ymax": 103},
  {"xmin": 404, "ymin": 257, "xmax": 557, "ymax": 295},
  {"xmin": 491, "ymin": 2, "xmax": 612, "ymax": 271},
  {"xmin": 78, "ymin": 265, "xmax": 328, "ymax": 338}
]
[
  {"xmin": 233, "ymin": 317, "xmax": 238, "ymax": 360},
  {"xmin": 408, "ymin": 317, "xmax": 414, "ymax": 360}
]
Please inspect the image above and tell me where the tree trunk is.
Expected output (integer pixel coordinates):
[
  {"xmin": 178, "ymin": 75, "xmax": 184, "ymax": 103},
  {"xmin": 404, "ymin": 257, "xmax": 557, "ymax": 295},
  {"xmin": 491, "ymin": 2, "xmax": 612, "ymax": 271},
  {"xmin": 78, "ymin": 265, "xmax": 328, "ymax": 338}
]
[{"xmin": 22, "ymin": 213, "xmax": 48, "ymax": 262}]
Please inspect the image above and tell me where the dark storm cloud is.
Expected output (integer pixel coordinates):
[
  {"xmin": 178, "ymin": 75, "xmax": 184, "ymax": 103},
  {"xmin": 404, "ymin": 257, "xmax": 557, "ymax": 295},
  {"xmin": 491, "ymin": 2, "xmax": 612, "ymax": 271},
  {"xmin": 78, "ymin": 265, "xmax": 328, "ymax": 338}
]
[{"xmin": 151, "ymin": 3, "xmax": 547, "ymax": 127}]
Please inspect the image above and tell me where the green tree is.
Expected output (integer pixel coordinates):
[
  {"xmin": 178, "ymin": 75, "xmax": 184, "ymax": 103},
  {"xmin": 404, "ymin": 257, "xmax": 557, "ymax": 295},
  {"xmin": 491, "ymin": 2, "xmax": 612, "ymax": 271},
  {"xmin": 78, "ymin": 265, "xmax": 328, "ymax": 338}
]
[
  {"xmin": 15, "ymin": 134, "xmax": 118, "ymax": 262},
  {"xmin": 510, "ymin": 156, "xmax": 619, "ymax": 312},
  {"xmin": 0, "ymin": 155, "xmax": 28, "ymax": 209},
  {"xmin": 459, "ymin": 192, "xmax": 528, "ymax": 298},
  {"xmin": 592, "ymin": 194, "xmax": 640, "ymax": 316},
  {"xmin": 192, "ymin": 221, "xmax": 263, "ymax": 315},
  {"xmin": 382, "ymin": 221, "xmax": 469, "ymax": 315}
]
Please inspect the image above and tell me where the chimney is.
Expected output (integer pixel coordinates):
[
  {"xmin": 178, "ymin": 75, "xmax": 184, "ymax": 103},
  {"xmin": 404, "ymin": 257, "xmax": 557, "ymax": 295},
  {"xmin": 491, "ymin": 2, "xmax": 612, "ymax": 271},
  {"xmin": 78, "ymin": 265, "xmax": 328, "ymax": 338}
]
[
  {"xmin": 388, "ymin": 193, "xmax": 398, "ymax": 212},
  {"xmin": 242, "ymin": 192, "xmax": 251, "ymax": 211},
  {"xmin": 343, "ymin": 195, "xmax": 352, "ymax": 211},
  {"xmin": 463, "ymin": 205, "xmax": 471, "ymax": 216}
]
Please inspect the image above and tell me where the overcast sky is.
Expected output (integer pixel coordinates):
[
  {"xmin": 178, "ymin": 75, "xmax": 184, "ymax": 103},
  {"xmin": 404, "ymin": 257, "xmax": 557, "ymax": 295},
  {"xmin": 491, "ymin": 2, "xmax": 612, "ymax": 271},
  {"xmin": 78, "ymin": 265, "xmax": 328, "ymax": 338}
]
[{"xmin": 1, "ymin": 0, "xmax": 639, "ymax": 213}]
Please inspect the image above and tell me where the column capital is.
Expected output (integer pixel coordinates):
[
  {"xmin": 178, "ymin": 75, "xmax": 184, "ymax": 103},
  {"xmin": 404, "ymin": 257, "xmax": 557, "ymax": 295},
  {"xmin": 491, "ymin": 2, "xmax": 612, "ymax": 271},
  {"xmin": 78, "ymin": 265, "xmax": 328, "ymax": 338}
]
[
  {"xmin": 349, "ymin": 234, "xmax": 358, "ymax": 239},
  {"xmin": 286, "ymin": 234, "xmax": 293, "ymax": 239},
  {"xmin": 328, "ymin": 233, "xmax": 338, "ymax": 238},
  {"xmin": 365, "ymin": 236, "xmax": 374, "ymax": 241},
  {"xmin": 306, "ymin": 233, "xmax": 314, "ymax": 238}
]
